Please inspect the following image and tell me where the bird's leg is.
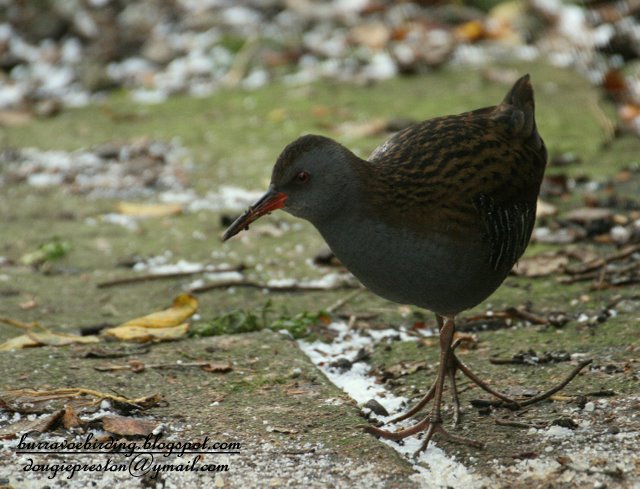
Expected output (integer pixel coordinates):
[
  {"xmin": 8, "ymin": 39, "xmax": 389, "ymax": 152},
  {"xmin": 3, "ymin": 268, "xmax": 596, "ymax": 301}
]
[
  {"xmin": 362, "ymin": 317, "xmax": 483, "ymax": 453},
  {"xmin": 414, "ymin": 317, "xmax": 482, "ymax": 454},
  {"xmin": 447, "ymin": 341, "xmax": 462, "ymax": 427}
]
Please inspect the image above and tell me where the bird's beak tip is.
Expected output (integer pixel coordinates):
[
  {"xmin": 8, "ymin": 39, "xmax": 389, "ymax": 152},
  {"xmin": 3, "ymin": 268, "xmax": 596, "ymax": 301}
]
[{"xmin": 222, "ymin": 189, "xmax": 288, "ymax": 241}]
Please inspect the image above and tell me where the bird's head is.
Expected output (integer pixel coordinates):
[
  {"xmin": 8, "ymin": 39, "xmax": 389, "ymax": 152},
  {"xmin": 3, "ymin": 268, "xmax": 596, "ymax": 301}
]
[{"xmin": 222, "ymin": 134, "xmax": 360, "ymax": 241}]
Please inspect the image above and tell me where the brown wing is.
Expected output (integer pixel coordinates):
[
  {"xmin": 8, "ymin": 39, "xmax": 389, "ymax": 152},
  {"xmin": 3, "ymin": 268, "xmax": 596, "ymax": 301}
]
[{"xmin": 360, "ymin": 76, "xmax": 547, "ymax": 271}]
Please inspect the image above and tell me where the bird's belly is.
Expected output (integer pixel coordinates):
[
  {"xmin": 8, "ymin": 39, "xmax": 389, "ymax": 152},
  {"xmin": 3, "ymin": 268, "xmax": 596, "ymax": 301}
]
[{"xmin": 317, "ymin": 219, "xmax": 506, "ymax": 316}]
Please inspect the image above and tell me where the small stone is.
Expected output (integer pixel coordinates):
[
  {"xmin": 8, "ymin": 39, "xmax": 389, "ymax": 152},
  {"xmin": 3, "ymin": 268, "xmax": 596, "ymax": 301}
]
[
  {"xmin": 551, "ymin": 417, "xmax": 578, "ymax": 429},
  {"xmin": 584, "ymin": 401, "xmax": 596, "ymax": 412},
  {"xmin": 364, "ymin": 399, "xmax": 389, "ymax": 417},
  {"xmin": 329, "ymin": 357, "xmax": 352, "ymax": 372}
]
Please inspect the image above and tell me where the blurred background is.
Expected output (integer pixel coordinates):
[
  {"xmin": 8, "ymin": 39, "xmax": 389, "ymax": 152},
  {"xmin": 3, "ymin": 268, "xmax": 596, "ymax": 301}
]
[
  {"xmin": 1, "ymin": 4, "xmax": 640, "ymax": 487},
  {"xmin": 0, "ymin": 0, "xmax": 639, "ymax": 133}
]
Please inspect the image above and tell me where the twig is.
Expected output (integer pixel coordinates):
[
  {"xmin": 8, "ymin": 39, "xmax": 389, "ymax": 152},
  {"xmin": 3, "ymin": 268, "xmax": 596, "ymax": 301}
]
[
  {"xmin": 517, "ymin": 359, "xmax": 593, "ymax": 408},
  {"xmin": 0, "ymin": 317, "xmax": 41, "ymax": 330},
  {"xmin": 495, "ymin": 418, "xmax": 546, "ymax": 430},
  {"xmin": 564, "ymin": 244, "xmax": 640, "ymax": 275},
  {"xmin": 471, "ymin": 359, "xmax": 592, "ymax": 408},
  {"xmin": 326, "ymin": 288, "xmax": 364, "ymax": 313},
  {"xmin": 189, "ymin": 279, "xmax": 356, "ymax": 294},
  {"xmin": 588, "ymin": 96, "xmax": 617, "ymax": 148},
  {"xmin": 222, "ymin": 35, "xmax": 259, "ymax": 87},
  {"xmin": 505, "ymin": 306, "xmax": 548, "ymax": 325},
  {"xmin": 96, "ymin": 264, "xmax": 245, "ymax": 288},
  {"xmin": 94, "ymin": 361, "xmax": 229, "ymax": 372}
]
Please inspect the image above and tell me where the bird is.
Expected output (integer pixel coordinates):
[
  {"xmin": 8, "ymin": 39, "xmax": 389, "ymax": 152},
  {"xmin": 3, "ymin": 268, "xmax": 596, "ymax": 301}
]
[{"xmin": 222, "ymin": 74, "xmax": 590, "ymax": 453}]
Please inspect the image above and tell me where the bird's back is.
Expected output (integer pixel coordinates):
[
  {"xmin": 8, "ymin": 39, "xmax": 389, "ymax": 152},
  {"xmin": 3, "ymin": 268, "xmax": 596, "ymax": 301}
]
[{"xmin": 360, "ymin": 75, "xmax": 547, "ymax": 273}]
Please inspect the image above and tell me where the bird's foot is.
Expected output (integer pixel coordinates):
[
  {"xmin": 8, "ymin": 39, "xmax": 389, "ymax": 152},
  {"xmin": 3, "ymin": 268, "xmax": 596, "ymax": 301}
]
[
  {"xmin": 383, "ymin": 344, "xmax": 511, "ymax": 427},
  {"xmin": 361, "ymin": 416, "xmax": 484, "ymax": 456}
]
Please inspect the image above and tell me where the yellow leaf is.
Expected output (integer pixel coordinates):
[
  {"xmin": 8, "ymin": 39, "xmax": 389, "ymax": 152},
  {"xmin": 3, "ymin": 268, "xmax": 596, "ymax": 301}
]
[
  {"xmin": 0, "ymin": 331, "xmax": 99, "ymax": 351},
  {"xmin": 102, "ymin": 294, "xmax": 197, "ymax": 342},
  {"xmin": 0, "ymin": 335, "xmax": 40, "ymax": 351},
  {"xmin": 28, "ymin": 332, "xmax": 100, "ymax": 347},
  {"xmin": 103, "ymin": 323, "xmax": 189, "ymax": 342},
  {"xmin": 116, "ymin": 202, "xmax": 183, "ymax": 217},
  {"xmin": 119, "ymin": 294, "xmax": 197, "ymax": 329}
]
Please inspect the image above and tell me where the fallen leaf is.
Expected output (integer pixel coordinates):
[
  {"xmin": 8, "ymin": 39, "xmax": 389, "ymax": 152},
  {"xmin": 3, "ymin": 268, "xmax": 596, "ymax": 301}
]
[
  {"xmin": 333, "ymin": 118, "xmax": 388, "ymax": 138},
  {"xmin": 62, "ymin": 406, "xmax": 82, "ymax": 428},
  {"xmin": 453, "ymin": 332, "xmax": 478, "ymax": 349},
  {"xmin": 0, "ymin": 388, "xmax": 162, "ymax": 414},
  {"xmin": 565, "ymin": 207, "xmax": 614, "ymax": 224},
  {"xmin": 285, "ymin": 389, "xmax": 308, "ymax": 396},
  {"xmin": 350, "ymin": 22, "xmax": 391, "ymax": 49},
  {"xmin": 101, "ymin": 415, "xmax": 159, "ymax": 437},
  {"xmin": 454, "ymin": 20, "xmax": 485, "ymax": 42},
  {"xmin": 266, "ymin": 425, "xmax": 298, "ymax": 434},
  {"xmin": 0, "ymin": 410, "xmax": 65, "ymax": 440},
  {"xmin": 513, "ymin": 253, "xmax": 569, "ymax": 277},
  {"xmin": 128, "ymin": 359, "xmax": 146, "ymax": 373},
  {"xmin": 200, "ymin": 361, "xmax": 233, "ymax": 373},
  {"xmin": 116, "ymin": 202, "xmax": 183, "ymax": 218},
  {"xmin": 27, "ymin": 331, "xmax": 100, "ymax": 347},
  {"xmin": 103, "ymin": 323, "xmax": 189, "ymax": 343},
  {"xmin": 19, "ymin": 297, "xmax": 38, "ymax": 310},
  {"xmin": 536, "ymin": 199, "xmax": 558, "ymax": 219},
  {"xmin": 0, "ymin": 326, "xmax": 99, "ymax": 351},
  {"xmin": 0, "ymin": 334, "xmax": 41, "ymax": 351},
  {"xmin": 0, "ymin": 110, "xmax": 33, "ymax": 127},
  {"xmin": 380, "ymin": 360, "xmax": 427, "ymax": 380},
  {"xmin": 102, "ymin": 293, "xmax": 197, "ymax": 342},
  {"xmin": 112, "ymin": 294, "xmax": 197, "ymax": 330}
]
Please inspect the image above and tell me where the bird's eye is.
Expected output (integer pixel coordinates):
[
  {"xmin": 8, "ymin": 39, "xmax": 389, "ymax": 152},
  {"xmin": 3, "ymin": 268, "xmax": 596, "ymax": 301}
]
[{"xmin": 296, "ymin": 171, "xmax": 310, "ymax": 183}]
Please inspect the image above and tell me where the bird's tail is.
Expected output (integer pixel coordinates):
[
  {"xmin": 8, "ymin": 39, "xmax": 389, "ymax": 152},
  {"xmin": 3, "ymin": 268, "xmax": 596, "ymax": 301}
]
[{"xmin": 501, "ymin": 74, "xmax": 542, "ymax": 148}]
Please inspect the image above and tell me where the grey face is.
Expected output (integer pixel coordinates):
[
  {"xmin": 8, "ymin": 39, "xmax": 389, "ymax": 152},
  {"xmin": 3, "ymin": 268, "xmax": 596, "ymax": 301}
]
[
  {"xmin": 269, "ymin": 135, "xmax": 359, "ymax": 224},
  {"xmin": 221, "ymin": 134, "xmax": 360, "ymax": 242}
]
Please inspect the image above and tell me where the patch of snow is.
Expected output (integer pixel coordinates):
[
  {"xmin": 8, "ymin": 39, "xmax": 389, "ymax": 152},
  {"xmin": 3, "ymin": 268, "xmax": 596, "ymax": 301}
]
[{"xmin": 299, "ymin": 321, "xmax": 489, "ymax": 488}]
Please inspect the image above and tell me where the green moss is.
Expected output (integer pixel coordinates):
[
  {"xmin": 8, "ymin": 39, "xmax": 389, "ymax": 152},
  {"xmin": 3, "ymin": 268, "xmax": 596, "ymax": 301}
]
[{"xmin": 190, "ymin": 300, "xmax": 329, "ymax": 339}]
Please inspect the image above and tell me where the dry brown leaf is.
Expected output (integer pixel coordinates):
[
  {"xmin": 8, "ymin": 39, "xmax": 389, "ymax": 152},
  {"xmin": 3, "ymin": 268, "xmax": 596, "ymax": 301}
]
[
  {"xmin": 129, "ymin": 359, "xmax": 146, "ymax": 372},
  {"xmin": 116, "ymin": 202, "xmax": 183, "ymax": 218},
  {"xmin": 101, "ymin": 415, "xmax": 159, "ymax": 437},
  {"xmin": 0, "ymin": 316, "xmax": 39, "ymax": 329},
  {"xmin": 454, "ymin": 20, "xmax": 485, "ymax": 42},
  {"xmin": 350, "ymin": 22, "xmax": 391, "ymax": 49},
  {"xmin": 0, "ymin": 110, "xmax": 33, "ymax": 127},
  {"xmin": 0, "ymin": 410, "xmax": 65, "ymax": 440},
  {"xmin": 0, "ymin": 388, "xmax": 162, "ymax": 413},
  {"xmin": 536, "ymin": 199, "xmax": 558, "ymax": 219},
  {"xmin": 333, "ymin": 118, "xmax": 388, "ymax": 138},
  {"xmin": 62, "ymin": 406, "xmax": 82, "ymax": 428},
  {"xmin": 28, "ymin": 331, "xmax": 100, "ymax": 347},
  {"xmin": 266, "ymin": 426, "xmax": 298, "ymax": 434},
  {"xmin": 565, "ymin": 207, "xmax": 614, "ymax": 224},
  {"xmin": 285, "ymin": 389, "xmax": 308, "ymax": 396},
  {"xmin": 200, "ymin": 361, "xmax": 233, "ymax": 373},
  {"xmin": 453, "ymin": 332, "xmax": 478, "ymax": 349},
  {"xmin": 513, "ymin": 253, "xmax": 569, "ymax": 277},
  {"xmin": 0, "ymin": 316, "xmax": 100, "ymax": 351},
  {"xmin": 0, "ymin": 331, "xmax": 99, "ymax": 351},
  {"xmin": 382, "ymin": 360, "xmax": 427, "ymax": 379},
  {"xmin": 19, "ymin": 298, "xmax": 38, "ymax": 310}
]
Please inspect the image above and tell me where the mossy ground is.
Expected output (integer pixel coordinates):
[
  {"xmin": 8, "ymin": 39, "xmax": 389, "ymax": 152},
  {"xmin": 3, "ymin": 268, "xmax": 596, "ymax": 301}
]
[{"xmin": 1, "ymin": 62, "xmax": 638, "ymax": 487}]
